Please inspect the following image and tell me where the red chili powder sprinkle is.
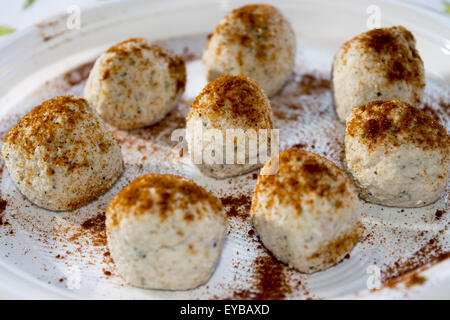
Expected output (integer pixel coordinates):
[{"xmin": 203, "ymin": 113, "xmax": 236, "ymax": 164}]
[
  {"xmin": 220, "ymin": 194, "xmax": 252, "ymax": 219},
  {"xmin": 435, "ymin": 210, "xmax": 445, "ymax": 220},
  {"xmin": 81, "ymin": 212, "xmax": 106, "ymax": 232},
  {"xmin": 62, "ymin": 61, "xmax": 94, "ymax": 87},
  {"xmin": 80, "ymin": 212, "xmax": 107, "ymax": 246},
  {"xmin": 0, "ymin": 199, "xmax": 8, "ymax": 225},
  {"xmin": 297, "ymin": 74, "xmax": 330, "ymax": 95},
  {"xmin": 405, "ymin": 273, "xmax": 427, "ymax": 288},
  {"xmin": 229, "ymin": 254, "xmax": 292, "ymax": 300},
  {"xmin": 381, "ymin": 236, "xmax": 449, "ymax": 288}
]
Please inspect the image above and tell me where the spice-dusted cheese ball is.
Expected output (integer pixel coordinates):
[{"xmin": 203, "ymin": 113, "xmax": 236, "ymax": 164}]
[
  {"xmin": 251, "ymin": 149, "xmax": 363, "ymax": 273},
  {"xmin": 106, "ymin": 174, "xmax": 226, "ymax": 290},
  {"xmin": 203, "ymin": 4, "xmax": 296, "ymax": 97},
  {"xmin": 84, "ymin": 38, "xmax": 186, "ymax": 130},
  {"xmin": 186, "ymin": 75, "xmax": 275, "ymax": 179},
  {"xmin": 1, "ymin": 96, "xmax": 124, "ymax": 211},
  {"xmin": 332, "ymin": 26, "xmax": 425, "ymax": 122},
  {"xmin": 345, "ymin": 100, "xmax": 449, "ymax": 207}
]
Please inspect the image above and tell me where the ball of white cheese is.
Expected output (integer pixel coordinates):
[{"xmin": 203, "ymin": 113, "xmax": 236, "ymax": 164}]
[
  {"xmin": 1, "ymin": 95, "xmax": 124, "ymax": 211},
  {"xmin": 345, "ymin": 100, "xmax": 449, "ymax": 207},
  {"xmin": 85, "ymin": 38, "xmax": 186, "ymax": 130},
  {"xmin": 106, "ymin": 174, "xmax": 226, "ymax": 290},
  {"xmin": 203, "ymin": 4, "xmax": 296, "ymax": 97},
  {"xmin": 332, "ymin": 26, "xmax": 425, "ymax": 122},
  {"xmin": 251, "ymin": 149, "xmax": 363, "ymax": 273},
  {"xmin": 186, "ymin": 75, "xmax": 275, "ymax": 179}
]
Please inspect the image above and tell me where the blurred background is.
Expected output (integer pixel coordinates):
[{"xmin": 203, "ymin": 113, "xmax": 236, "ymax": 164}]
[{"xmin": 0, "ymin": 0, "xmax": 449, "ymax": 40}]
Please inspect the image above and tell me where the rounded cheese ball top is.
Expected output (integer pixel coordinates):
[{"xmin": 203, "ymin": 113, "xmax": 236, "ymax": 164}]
[
  {"xmin": 203, "ymin": 4, "xmax": 296, "ymax": 97},
  {"xmin": 84, "ymin": 38, "xmax": 186, "ymax": 130},
  {"xmin": 345, "ymin": 100, "xmax": 449, "ymax": 207},
  {"xmin": 251, "ymin": 149, "xmax": 363, "ymax": 273},
  {"xmin": 187, "ymin": 75, "xmax": 273, "ymax": 130},
  {"xmin": 106, "ymin": 174, "xmax": 226, "ymax": 290},
  {"xmin": 332, "ymin": 26, "xmax": 425, "ymax": 122},
  {"xmin": 1, "ymin": 95, "xmax": 124, "ymax": 211},
  {"xmin": 186, "ymin": 75, "xmax": 274, "ymax": 179}
]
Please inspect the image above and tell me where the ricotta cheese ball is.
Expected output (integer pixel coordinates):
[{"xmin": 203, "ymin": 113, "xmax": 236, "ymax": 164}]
[
  {"xmin": 106, "ymin": 174, "xmax": 226, "ymax": 290},
  {"xmin": 1, "ymin": 96, "xmax": 124, "ymax": 211},
  {"xmin": 345, "ymin": 100, "xmax": 449, "ymax": 207},
  {"xmin": 84, "ymin": 38, "xmax": 186, "ymax": 130},
  {"xmin": 203, "ymin": 4, "xmax": 296, "ymax": 97},
  {"xmin": 332, "ymin": 26, "xmax": 425, "ymax": 122},
  {"xmin": 186, "ymin": 75, "xmax": 275, "ymax": 179},
  {"xmin": 251, "ymin": 149, "xmax": 363, "ymax": 273}
]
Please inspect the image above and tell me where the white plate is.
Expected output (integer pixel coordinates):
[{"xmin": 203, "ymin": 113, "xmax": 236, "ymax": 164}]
[{"xmin": 0, "ymin": 0, "xmax": 448, "ymax": 299}]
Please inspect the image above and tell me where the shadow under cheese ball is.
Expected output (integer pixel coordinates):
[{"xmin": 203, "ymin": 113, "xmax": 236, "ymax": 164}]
[
  {"xmin": 203, "ymin": 4, "xmax": 296, "ymax": 97},
  {"xmin": 345, "ymin": 100, "xmax": 449, "ymax": 207},
  {"xmin": 106, "ymin": 174, "xmax": 226, "ymax": 290},
  {"xmin": 251, "ymin": 149, "xmax": 363, "ymax": 273},
  {"xmin": 1, "ymin": 95, "xmax": 124, "ymax": 211},
  {"xmin": 186, "ymin": 75, "xmax": 275, "ymax": 179},
  {"xmin": 332, "ymin": 26, "xmax": 425, "ymax": 122},
  {"xmin": 84, "ymin": 38, "xmax": 186, "ymax": 130}
]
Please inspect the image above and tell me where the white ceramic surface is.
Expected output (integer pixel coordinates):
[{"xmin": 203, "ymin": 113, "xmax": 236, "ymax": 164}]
[{"xmin": 0, "ymin": 0, "xmax": 448, "ymax": 299}]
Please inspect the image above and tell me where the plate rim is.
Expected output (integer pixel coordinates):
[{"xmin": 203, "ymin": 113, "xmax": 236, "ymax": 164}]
[{"xmin": 0, "ymin": 0, "xmax": 448, "ymax": 300}]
